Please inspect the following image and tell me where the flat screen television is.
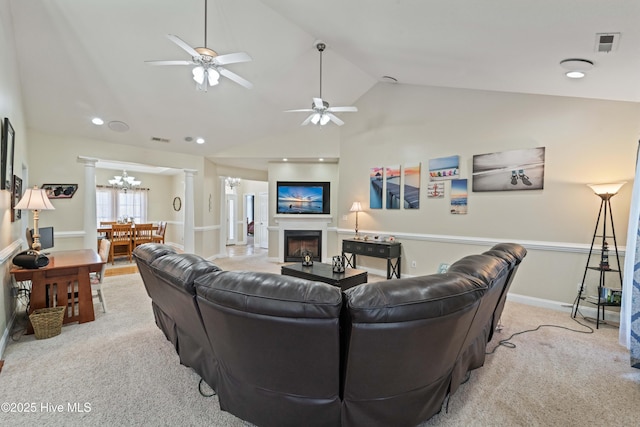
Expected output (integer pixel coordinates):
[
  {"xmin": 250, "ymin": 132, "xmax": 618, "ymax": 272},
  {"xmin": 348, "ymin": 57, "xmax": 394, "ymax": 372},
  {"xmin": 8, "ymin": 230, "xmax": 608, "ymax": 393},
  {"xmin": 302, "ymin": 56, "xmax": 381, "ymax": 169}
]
[
  {"xmin": 276, "ymin": 181, "xmax": 330, "ymax": 214},
  {"xmin": 31, "ymin": 226, "xmax": 54, "ymax": 251}
]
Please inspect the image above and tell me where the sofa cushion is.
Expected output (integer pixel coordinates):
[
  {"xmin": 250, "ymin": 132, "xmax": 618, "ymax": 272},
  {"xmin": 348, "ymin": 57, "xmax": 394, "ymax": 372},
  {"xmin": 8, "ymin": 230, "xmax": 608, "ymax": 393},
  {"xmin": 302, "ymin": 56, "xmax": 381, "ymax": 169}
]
[
  {"xmin": 345, "ymin": 272, "xmax": 487, "ymax": 323},
  {"xmin": 485, "ymin": 243, "xmax": 527, "ymax": 267},
  {"xmin": 195, "ymin": 271, "xmax": 342, "ymax": 318},
  {"xmin": 132, "ymin": 243, "xmax": 177, "ymax": 264},
  {"xmin": 448, "ymin": 254, "xmax": 510, "ymax": 288},
  {"xmin": 150, "ymin": 253, "xmax": 222, "ymax": 295}
]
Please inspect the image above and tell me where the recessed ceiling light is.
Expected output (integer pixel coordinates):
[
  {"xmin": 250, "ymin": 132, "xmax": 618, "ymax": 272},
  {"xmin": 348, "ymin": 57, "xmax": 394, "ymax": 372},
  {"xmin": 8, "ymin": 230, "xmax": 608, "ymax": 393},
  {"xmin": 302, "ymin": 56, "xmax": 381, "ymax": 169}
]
[
  {"xmin": 91, "ymin": 117, "xmax": 104, "ymax": 125},
  {"xmin": 283, "ymin": 158, "xmax": 288, "ymax": 162},
  {"xmin": 560, "ymin": 58, "xmax": 594, "ymax": 79},
  {"xmin": 319, "ymin": 158, "xmax": 324, "ymax": 162},
  {"xmin": 566, "ymin": 71, "xmax": 586, "ymax": 79},
  {"xmin": 196, "ymin": 137, "xmax": 205, "ymax": 144}
]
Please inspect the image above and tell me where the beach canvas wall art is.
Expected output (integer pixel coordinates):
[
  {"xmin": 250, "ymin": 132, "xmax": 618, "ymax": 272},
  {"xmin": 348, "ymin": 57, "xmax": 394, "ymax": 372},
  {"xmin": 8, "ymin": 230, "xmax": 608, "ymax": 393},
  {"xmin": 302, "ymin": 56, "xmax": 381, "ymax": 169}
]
[
  {"xmin": 427, "ymin": 182, "xmax": 444, "ymax": 198},
  {"xmin": 403, "ymin": 163, "xmax": 420, "ymax": 208},
  {"xmin": 429, "ymin": 155, "xmax": 460, "ymax": 181},
  {"xmin": 472, "ymin": 147, "xmax": 545, "ymax": 192},
  {"xmin": 385, "ymin": 165, "xmax": 401, "ymax": 209},
  {"xmin": 369, "ymin": 166, "xmax": 383, "ymax": 209},
  {"xmin": 450, "ymin": 179, "xmax": 468, "ymax": 214}
]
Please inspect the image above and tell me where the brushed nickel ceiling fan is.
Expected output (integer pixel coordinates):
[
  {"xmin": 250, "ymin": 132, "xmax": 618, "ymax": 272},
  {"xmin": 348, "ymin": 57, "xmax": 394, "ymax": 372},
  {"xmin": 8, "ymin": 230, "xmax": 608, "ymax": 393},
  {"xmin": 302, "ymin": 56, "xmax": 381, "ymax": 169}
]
[
  {"xmin": 145, "ymin": 0, "xmax": 252, "ymax": 91},
  {"xmin": 285, "ymin": 41, "xmax": 357, "ymax": 126}
]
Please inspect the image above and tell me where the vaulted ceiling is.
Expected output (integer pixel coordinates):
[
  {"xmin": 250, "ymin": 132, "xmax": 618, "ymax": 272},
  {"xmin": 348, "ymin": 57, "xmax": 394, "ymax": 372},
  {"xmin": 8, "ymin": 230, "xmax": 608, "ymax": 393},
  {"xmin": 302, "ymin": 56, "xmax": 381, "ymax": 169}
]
[{"xmin": 9, "ymin": 0, "xmax": 640, "ymax": 171}]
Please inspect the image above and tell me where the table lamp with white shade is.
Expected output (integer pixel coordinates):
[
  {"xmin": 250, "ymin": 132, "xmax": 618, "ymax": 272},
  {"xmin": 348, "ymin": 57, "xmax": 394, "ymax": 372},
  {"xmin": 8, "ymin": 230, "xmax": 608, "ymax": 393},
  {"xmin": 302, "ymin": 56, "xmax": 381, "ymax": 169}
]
[
  {"xmin": 350, "ymin": 201, "xmax": 363, "ymax": 238},
  {"xmin": 14, "ymin": 186, "xmax": 55, "ymax": 252}
]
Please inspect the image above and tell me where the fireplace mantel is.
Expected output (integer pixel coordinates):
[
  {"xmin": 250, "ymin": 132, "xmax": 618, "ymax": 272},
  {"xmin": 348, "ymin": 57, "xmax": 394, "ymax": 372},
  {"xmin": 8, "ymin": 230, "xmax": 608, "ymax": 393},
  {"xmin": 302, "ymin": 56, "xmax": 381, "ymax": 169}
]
[{"xmin": 276, "ymin": 216, "xmax": 332, "ymax": 262}]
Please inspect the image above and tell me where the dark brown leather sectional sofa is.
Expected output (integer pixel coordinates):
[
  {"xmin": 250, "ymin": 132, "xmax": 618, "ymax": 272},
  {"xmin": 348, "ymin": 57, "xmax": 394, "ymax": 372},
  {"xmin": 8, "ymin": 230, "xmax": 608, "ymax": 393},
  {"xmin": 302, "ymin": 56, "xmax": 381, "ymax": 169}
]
[{"xmin": 133, "ymin": 242, "xmax": 526, "ymax": 427}]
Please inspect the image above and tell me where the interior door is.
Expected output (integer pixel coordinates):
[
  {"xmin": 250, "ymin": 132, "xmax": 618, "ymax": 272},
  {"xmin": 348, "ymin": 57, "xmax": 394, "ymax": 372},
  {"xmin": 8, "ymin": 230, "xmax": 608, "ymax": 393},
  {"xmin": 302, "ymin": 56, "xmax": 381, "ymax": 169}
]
[
  {"xmin": 257, "ymin": 192, "xmax": 268, "ymax": 249},
  {"xmin": 226, "ymin": 194, "xmax": 237, "ymax": 245}
]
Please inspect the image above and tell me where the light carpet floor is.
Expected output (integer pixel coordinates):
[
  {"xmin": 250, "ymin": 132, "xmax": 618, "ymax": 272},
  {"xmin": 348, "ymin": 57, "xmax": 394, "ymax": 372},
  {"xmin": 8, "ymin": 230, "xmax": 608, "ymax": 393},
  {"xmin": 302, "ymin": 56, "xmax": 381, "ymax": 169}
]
[{"xmin": 1, "ymin": 252, "xmax": 639, "ymax": 426}]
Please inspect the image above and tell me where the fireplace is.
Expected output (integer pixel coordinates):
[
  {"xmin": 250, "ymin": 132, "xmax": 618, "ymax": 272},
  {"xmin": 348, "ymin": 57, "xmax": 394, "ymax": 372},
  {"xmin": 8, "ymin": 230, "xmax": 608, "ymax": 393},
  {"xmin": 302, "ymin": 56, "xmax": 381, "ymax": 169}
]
[{"xmin": 284, "ymin": 230, "xmax": 322, "ymax": 262}]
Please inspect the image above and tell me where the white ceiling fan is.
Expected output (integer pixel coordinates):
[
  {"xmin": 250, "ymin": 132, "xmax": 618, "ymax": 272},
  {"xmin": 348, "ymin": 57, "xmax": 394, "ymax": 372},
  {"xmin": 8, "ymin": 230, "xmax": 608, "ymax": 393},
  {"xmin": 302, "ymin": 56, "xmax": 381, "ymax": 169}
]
[
  {"xmin": 285, "ymin": 41, "xmax": 357, "ymax": 126},
  {"xmin": 145, "ymin": 0, "xmax": 252, "ymax": 91}
]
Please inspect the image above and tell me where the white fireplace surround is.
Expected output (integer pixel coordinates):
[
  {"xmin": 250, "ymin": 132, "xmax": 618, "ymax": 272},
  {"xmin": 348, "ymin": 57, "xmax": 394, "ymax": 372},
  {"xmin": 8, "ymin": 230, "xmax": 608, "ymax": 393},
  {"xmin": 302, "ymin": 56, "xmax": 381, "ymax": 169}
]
[{"xmin": 275, "ymin": 215, "xmax": 331, "ymax": 262}]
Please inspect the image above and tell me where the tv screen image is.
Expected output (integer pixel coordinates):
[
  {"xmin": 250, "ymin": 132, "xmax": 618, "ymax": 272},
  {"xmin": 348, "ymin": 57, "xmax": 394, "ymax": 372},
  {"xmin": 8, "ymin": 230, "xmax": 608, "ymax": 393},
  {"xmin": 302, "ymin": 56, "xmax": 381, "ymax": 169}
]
[{"xmin": 276, "ymin": 182, "xmax": 330, "ymax": 214}]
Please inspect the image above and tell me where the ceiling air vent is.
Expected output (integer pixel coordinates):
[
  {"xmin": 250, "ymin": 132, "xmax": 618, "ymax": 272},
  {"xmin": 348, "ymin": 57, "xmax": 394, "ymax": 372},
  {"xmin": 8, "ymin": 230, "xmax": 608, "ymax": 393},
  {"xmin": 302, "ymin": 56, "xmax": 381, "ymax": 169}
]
[
  {"xmin": 151, "ymin": 136, "xmax": 170, "ymax": 143},
  {"xmin": 595, "ymin": 33, "xmax": 620, "ymax": 53}
]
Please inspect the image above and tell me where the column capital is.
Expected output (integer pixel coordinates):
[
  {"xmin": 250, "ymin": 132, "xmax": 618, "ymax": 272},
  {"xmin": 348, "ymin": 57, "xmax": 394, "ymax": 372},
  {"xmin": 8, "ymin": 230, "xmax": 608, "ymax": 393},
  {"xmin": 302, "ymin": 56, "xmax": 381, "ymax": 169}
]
[
  {"xmin": 77, "ymin": 156, "xmax": 100, "ymax": 166},
  {"xmin": 183, "ymin": 169, "xmax": 198, "ymax": 177}
]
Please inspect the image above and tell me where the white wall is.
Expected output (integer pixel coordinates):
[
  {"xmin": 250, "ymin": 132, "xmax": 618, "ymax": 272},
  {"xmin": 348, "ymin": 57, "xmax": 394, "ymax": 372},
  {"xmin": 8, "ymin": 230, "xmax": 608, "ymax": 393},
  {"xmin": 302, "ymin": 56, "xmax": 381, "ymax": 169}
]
[
  {"xmin": 24, "ymin": 131, "xmax": 226, "ymax": 257},
  {"xmin": 0, "ymin": 0, "xmax": 30, "ymax": 354},
  {"xmin": 337, "ymin": 82, "xmax": 640, "ymax": 306}
]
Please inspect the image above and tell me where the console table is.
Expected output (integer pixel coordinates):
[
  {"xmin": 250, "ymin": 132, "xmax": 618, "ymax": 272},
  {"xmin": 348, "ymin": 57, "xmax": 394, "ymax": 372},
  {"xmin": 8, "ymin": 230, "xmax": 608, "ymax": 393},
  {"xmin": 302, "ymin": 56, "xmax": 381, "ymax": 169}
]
[{"xmin": 342, "ymin": 239, "xmax": 402, "ymax": 279}]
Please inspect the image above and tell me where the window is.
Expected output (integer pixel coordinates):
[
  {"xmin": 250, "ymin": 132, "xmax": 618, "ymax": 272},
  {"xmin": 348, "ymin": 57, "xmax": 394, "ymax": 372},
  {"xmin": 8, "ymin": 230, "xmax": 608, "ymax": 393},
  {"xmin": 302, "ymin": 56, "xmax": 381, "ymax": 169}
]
[{"xmin": 96, "ymin": 187, "xmax": 148, "ymax": 226}]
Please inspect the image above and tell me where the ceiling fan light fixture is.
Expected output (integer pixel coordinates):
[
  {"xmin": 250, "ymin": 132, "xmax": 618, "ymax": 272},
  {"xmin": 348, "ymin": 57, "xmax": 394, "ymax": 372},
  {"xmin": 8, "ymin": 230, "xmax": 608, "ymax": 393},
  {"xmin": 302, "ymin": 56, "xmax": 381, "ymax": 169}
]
[
  {"xmin": 320, "ymin": 114, "xmax": 330, "ymax": 126},
  {"xmin": 311, "ymin": 113, "xmax": 321, "ymax": 125},
  {"xmin": 207, "ymin": 68, "xmax": 220, "ymax": 86},
  {"xmin": 192, "ymin": 66, "xmax": 205, "ymax": 84}
]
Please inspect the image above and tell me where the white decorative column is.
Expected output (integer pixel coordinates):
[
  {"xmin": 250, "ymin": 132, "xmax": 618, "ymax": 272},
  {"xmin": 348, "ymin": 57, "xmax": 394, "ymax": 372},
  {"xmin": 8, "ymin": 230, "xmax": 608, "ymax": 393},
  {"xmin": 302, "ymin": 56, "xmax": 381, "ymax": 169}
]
[
  {"xmin": 183, "ymin": 169, "xmax": 197, "ymax": 253},
  {"xmin": 77, "ymin": 156, "xmax": 99, "ymax": 250}
]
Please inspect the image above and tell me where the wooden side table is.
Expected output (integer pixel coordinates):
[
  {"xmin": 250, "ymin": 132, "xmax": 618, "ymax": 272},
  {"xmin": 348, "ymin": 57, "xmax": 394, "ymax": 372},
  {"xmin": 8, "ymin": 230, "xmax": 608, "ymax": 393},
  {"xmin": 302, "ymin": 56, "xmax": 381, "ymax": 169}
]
[{"xmin": 11, "ymin": 249, "xmax": 104, "ymax": 333}]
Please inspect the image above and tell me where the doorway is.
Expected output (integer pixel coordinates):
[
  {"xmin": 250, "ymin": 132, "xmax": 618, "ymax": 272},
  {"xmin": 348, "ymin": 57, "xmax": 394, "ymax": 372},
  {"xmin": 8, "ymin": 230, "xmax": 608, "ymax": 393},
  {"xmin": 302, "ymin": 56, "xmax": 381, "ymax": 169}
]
[
  {"xmin": 245, "ymin": 194, "xmax": 255, "ymax": 246},
  {"xmin": 226, "ymin": 194, "xmax": 237, "ymax": 245}
]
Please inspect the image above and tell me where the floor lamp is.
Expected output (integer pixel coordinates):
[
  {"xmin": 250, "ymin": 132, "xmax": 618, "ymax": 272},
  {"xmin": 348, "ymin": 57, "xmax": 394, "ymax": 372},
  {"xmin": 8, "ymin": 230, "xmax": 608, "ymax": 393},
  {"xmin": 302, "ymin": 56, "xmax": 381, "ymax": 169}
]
[
  {"xmin": 572, "ymin": 182, "xmax": 625, "ymax": 327},
  {"xmin": 14, "ymin": 186, "xmax": 55, "ymax": 252}
]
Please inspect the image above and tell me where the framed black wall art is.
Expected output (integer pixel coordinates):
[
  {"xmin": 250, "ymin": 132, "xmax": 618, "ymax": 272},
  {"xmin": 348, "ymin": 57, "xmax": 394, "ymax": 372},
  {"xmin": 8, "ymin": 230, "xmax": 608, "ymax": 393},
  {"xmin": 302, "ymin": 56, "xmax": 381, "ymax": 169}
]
[
  {"xmin": 12, "ymin": 175, "xmax": 22, "ymax": 222},
  {"xmin": 1, "ymin": 117, "xmax": 15, "ymax": 190}
]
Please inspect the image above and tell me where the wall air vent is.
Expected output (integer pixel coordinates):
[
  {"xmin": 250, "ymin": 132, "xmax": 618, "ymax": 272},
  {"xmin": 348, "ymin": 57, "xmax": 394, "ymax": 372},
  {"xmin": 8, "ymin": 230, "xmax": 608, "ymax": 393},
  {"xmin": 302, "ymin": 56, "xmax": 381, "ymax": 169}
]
[
  {"xmin": 151, "ymin": 136, "xmax": 170, "ymax": 143},
  {"xmin": 595, "ymin": 33, "xmax": 620, "ymax": 53}
]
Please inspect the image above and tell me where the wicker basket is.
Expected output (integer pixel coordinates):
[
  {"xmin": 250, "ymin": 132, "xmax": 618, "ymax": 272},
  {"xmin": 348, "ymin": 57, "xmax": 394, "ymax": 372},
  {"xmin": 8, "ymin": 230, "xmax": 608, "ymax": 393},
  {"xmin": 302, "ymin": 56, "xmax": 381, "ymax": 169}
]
[{"xmin": 29, "ymin": 306, "xmax": 66, "ymax": 339}]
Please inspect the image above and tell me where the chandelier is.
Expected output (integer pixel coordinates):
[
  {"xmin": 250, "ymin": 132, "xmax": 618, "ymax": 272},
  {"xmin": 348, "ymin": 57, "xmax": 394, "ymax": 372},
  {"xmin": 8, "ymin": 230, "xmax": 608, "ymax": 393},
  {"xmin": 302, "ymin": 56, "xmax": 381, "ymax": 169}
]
[
  {"xmin": 108, "ymin": 170, "xmax": 141, "ymax": 192},
  {"xmin": 225, "ymin": 177, "xmax": 241, "ymax": 189}
]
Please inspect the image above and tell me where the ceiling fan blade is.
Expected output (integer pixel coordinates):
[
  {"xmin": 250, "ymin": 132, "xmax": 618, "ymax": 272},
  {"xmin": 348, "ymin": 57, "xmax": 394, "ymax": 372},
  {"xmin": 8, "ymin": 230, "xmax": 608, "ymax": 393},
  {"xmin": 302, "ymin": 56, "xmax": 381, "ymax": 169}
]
[
  {"xmin": 167, "ymin": 34, "xmax": 201, "ymax": 58},
  {"xmin": 313, "ymin": 98, "xmax": 324, "ymax": 109},
  {"xmin": 214, "ymin": 52, "xmax": 252, "ymax": 65},
  {"xmin": 145, "ymin": 60, "xmax": 193, "ymax": 66},
  {"xmin": 327, "ymin": 106, "xmax": 358, "ymax": 113},
  {"xmin": 284, "ymin": 108, "xmax": 314, "ymax": 113},
  {"xmin": 218, "ymin": 67, "xmax": 253, "ymax": 89},
  {"xmin": 327, "ymin": 113, "xmax": 344, "ymax": 126},
  {"xmin": 301, "ymin": 114, "xmax": 314, "ymax": 126}
]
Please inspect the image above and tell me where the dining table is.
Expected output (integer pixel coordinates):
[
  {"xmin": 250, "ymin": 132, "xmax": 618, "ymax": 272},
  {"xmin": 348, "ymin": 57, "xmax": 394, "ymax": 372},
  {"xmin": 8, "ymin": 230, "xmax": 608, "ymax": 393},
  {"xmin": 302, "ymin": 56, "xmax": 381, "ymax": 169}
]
[{"xmin": 97, "ymin": 223, "xmax": 158, "ymax": 260}]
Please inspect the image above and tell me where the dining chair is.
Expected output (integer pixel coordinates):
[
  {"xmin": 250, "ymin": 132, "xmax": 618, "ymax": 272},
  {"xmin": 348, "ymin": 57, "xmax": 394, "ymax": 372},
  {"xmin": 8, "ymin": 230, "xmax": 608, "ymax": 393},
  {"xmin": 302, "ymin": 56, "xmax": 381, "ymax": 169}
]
[
  {"xmin": 110, "ymin": 223, "xmax": 133, "ymax": 264},
  {"xmin": 134, "ymin": 223, "xmax": 154, "ymax": 248},
  {"xmin": 91, "ymin": 238, "xmax": 111, "ymax": 312},
  {"xmin": 98, "ymin": 221, "xmax": 116, "ymax": 251},
  {"xmin": 152, "ymin": 221, "xmax": 167, "ymax": 244}
]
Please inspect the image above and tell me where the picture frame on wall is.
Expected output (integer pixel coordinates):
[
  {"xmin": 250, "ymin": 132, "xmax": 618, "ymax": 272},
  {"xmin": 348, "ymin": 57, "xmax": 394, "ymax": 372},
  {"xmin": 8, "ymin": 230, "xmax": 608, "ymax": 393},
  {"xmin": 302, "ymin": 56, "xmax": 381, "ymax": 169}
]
[
  {"xmin": 41, "ymin": 183, "xmax": 79, "ymax": 199},
  {"xmin": 471, "ymin": 147, "xmax": 545, "ymax": 192},
  {"xmin": 12, "ymin": 175, "xmax": 22, "ymax": 222},
  {"xmin": 1, "ymin": 117, "xmax": 15, "ymax": 190}
]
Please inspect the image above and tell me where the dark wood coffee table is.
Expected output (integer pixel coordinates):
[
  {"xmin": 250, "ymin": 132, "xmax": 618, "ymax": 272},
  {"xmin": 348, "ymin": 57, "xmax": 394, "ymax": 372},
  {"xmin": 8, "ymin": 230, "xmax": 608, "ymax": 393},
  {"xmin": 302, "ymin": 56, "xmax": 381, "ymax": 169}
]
[{"xmin": 281, "ymin": 262, "xmax": 368, "ymax": 291}]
